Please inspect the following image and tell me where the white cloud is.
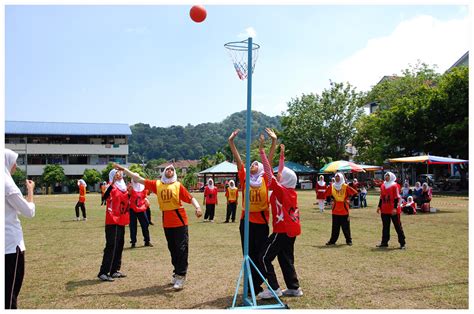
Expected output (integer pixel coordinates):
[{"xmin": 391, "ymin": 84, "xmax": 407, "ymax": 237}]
[
  {"xmin": 331, "ymin": 15, "xmax": 470, "ymax": 92},
  {"xmin": 238, "ymin": 27, "xmax": 257, "ymax": 39}
]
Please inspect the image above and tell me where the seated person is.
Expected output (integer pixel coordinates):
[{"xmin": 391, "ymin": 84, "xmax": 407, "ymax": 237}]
[
  {"xmin": 400, "ymin": 182, "xmax": 412, "ymax": 201},
  {"xmin": 413, "ymin": 181, "xmax": 423, "ymax": 207},
  {"xmin": 401, "ymin": 196, "xmax": 417, "ymax": 215},
  {"xmin": 419, "ymin": 183, "xmax": 432, "ymax": 212}
]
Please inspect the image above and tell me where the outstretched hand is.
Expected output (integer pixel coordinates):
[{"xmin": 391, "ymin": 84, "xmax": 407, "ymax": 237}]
[
  {"xmin": 280, "ymin": 143, "xmax": 285, "ymax": 152},
  {"xmin": 259, "ymin": 134, "xmax": 265, "ymax": 150},
  {"xmin": 113, "ymin": 163, "xmax": 124, "ymax": 171},
  {"xmin": 265, "ymin": 128, "xmax": 277, "ymax": 141},
  {"xmin": 228, "ymin": 129, "xmax": 240, "ymax": 142}
]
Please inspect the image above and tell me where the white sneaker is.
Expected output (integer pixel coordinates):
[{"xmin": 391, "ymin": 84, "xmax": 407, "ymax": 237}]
[
  {"xmin": 282, "ymin": 287, "xmax": 303, "ymax": 297},
  {"xmin": 173, "ymin": 275, "xmax": 186, "ymax": 290},
  {"xmin": 75, "ymin": 217, "xmax": 80, "ymax": 221},
  {"xmin": 171, "ymin": 274, "xmax": 176, "ymax": 285},
  {"xmin": 257, "ymin": 288, "xmax": 282, "ymax": 299},
  {"xmin": 82, "ymin": 217, "xmax": 87, "ymax": 221}
]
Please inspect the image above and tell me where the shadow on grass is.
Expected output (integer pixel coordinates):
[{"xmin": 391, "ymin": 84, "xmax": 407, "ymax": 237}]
[
  {"xmin": 77, "ymin": 283, "xmax": 175, "ymax": 298},
  {"xmin": 313, "ymin": 244, "xmax": 351, "ymax": 249},
  {"xmin": 66, "ymin": 279, "xmax": 103, "ymax": 291}
]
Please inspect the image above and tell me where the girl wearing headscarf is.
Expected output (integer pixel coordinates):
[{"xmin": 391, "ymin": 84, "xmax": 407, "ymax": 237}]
[
  {"xmin": 203, "ymin": 178, "xmax": 218, "ymax": 222},
  {"xmin": 228, "ymin": 128, "xmax": 277, "ymax": 296},
  {"xmin": 5, "ymin": 149, "xmax": 36, "ymax": 309},
  {"xmin": 128, "ymin": 179, "xmax": 152, "ymax": 248},
  {"xmin": 419, "ymin": 182, "xmax": 432, "ymax": 212},
  {"xmin": 97, "ymin": 169, "xmax": 130, "ymax": 282},
  {"xmin": 113, "ymin": 163, "xmax": 202, "ymax": 291},
  {"xmin": 376, "ymin": 172, "xmax": 406, "ymax": 249},
  {"xmin": 325, "ymin": 172, "xmax": 358, "ymax": 246},
  {"xmin": 224, "ymin": 179, "xmax": 239, "ymax": 223},
  {"xmin": 400, "ymin": 181, "xmax": 412, "ymax": 201},
  {"xmin": 315, "ymin": 175, "xmax": 327, "ymax": 213},
  {"xmin": 413, "ymin": 181, "xmax": 423, "ymax": 207},
  {"xmin": 75, "ymin": 179, "xmax": 87, "ymax": 221},
  {"xmin": 402, "ymin": 196, "xmax": 417, "ymax": 215},
  {"xmin": 255, "ymin": 141, "xmax": 303, "ymax": 299}
]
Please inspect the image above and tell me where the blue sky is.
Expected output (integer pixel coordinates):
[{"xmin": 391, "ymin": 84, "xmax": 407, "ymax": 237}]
[{"xmin": 4, "ymin": 3, "xmax": 471, "ymax": 127}]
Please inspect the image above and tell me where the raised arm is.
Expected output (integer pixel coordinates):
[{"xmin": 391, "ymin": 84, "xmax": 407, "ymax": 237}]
[
  {"xmin": 259, "ymin": 134, "xmax": 274, "ymax": 186},
  {"xmin": 265, "ymin": 128, "xmax": 278, "ymax": 166},
  {"xmin": 278, "ymin": 144, "xmax": 285, "ymax": 177},
  {"xmin": 228, "ymin": 129, "xmax": 243, "ymax": 170},
  {"xmin": 113, "ymin": 163, "xmax": 145, "ymax": 185}
]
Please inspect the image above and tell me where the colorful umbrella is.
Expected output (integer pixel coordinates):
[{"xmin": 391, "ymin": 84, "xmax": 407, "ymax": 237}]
[
  {"xmin": 320, "ymin": 160, "xmax": 365, "ymax": 173},
  {"xmin": 388, "ymin": 155, "xmax": 468, "ymax": 165}
]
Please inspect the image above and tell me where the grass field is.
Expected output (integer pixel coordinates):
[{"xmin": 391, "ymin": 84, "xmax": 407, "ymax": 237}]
[{"xmin": 18, "ymin": 190, "xmax": 468, "ymax": 309}]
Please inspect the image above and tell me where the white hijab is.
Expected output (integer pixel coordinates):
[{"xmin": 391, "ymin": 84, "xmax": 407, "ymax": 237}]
[
  {"xmin": 279, "ymin": 167, "xmax": 297, "ymax": 189},
  {"xmin": 5, "ymin": 149, "xmax": 21, "ymax": 196},
  {"xmin": 333, "ymin": 173, "xmax": 345, "ymax": 191},
  {"xmin": 77, "ymin": 179, "xmax": 87, "ymax": 187},
  {"xmin": 207, "ymin": 178, "xmax": 214, "ymax": 189},
  {"xmin": 414, "ymin": 182, "xmax": 422, "ymax": 191},
  {"xmin": 318, "ymin": 175, "xmax": 326, "ymax": 187},
  {"xmin": 161, "ymin": 165, "xmax": 177, "ymax": 184},
  {"xmin": 406, "ymin": 196, "xmax": 414, "ymax": 207},
  {"xmin": 131, "ymin": 178, "xmax": 145, "ymax": 192},
  {"xmin": 249, "ymin": 161, "xmax": 264, "ymax": 188},
  {"xmin": 228, "ymin": 179, "xmax": 237, "ymax": 190},
  {"xmin": 383, "ymin": 172, "xmax": 397, "ymax": 189},
  {"xmin": 109, "ymin": 169, "xmax": 127, "ymax": 192}
]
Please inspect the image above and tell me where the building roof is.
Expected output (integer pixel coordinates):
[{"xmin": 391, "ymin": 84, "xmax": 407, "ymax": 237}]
[
  {"xmin": 5, "ymin": 121, "xmax": 132, "ymax": 136},
  {"xmin": 199, "ymin": 161, "xmax": 238, "ymax": 174},
  {"xmin": 158, "ymin": 160, "xmax": 199, "ymax": 169},
  {"xmin": 446, "ymin": 51, "xmax": 469, "ymax": 72},
  {"xmin": 272, "ymin": 161, "xmax": 318, "ymax": 174}
]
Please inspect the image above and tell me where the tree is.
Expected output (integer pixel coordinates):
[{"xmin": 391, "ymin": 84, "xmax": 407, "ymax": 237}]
[
  {"xmin": 83, "ymin": 169, "xmax": 102, "ymax": 190},
  {"xmin": 214, "ymin": 151, "xmax": 226, "ymax": 164},
  {"xmin": 129, "ymin": 163, "xmax": 146, "ymax": 178},
  {"xmin": 280, "ymin": 81, "xmax": 365, "ymax": 169},
  {"xmin": 198, "ymin": 155, "xmax": 212, "ymax": 171},
  {"xmin": 182, "ymin": 165, "xmax": 198, "ymax": 189},
  {"xmin": 41, "ymin": 164, "xmax": 65, "ymax": 190},
  {"xmin": 12, "ymin": 168, "xmax": 27, "ymax": 189}
]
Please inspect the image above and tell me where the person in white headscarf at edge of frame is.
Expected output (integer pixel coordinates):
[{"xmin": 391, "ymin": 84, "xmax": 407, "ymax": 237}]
[
  {"xmin": 111, "ymin": 162, "xmax": 202, "ymax": 291},
  {"xmin": 253, "ymin": 138, "xmax": 303, "ymax": 299},
  {"xmin": 5, "ymin": 148, "xmax": 36, "ymax": 309},
  {"xmin": 325, "ymin": 172, "xmax": 358, "ymax": 246},
  {"xmin": 97, "ymin": 168, "xmax": 130, "ymax": 282},
  {"xmin": 376, "ymin": 171, "xmax": 406, "ymax": 249},
  {"xmin": 228, "ymin": 128, "xmax": 278, "ymax": 296},
  {"xmin": 224, "ymin": 179, "xmax": 239, "ymax": 223},
  {"xmin": 203, "ymin": 178, "xmax": 218, "ymax": 222},
  {"xmin": 74, "ymin": 179, "xmax": 87, "ymax": 221}
]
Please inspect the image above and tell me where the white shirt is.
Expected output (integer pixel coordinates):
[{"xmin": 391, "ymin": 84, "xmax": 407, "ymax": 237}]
[{"xmin": 5, "ymin": 193, "xmax": 35, "ymax": 254}]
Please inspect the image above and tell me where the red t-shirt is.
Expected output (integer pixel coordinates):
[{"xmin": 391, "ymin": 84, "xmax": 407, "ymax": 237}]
[
  {"xmin": 79, "ymin": 185, "xmax": 86, "ymax": 203},
  {"xmin": 144, "ymin": 179, "xmax": 193, "ymax": 228},
  {"xmin": 379, "ymin": 184, "xmax": 401, "ymax": 214},
  {"xmin": 105, "ymin": 186, "xmax": 130, "ymax": 226},
  {"xmin": 269, "ymin": 179, "xmax": 301, "ymax": 237},
  {"xmin": 204, "ymin": 186, "xmax": 218, "ymax": 205},
  {"xmin": 315, "ymin": 182, "xmax": 327, "ymax": 200},
  {"xmin": 129, "ymin": 189, "xmax": 148, "ymax": 213}
]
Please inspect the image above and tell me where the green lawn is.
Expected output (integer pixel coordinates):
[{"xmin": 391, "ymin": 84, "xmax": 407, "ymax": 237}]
[{"xmin": 18, "ymin": 190, "xmax": 468, "ymax": 309}]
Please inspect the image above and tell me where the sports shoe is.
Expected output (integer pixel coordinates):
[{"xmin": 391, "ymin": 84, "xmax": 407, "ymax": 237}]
[
  {"xmin": 376, "ymin": 243, "xmax": 388, "ymax": 248},
  {"xmin": 144, "ymin": 242, "xmax": 153, "ymax": 247},
  {"xmin": 98, "ymin": 274, "xmax": 114, "ymax": 282},
  {"xmin": 399, "ymin": 245, "xmax": 407, "ymax": 250},
  {"xmin": 258, "ymin": 288, "xmax": 282, "ymax": 299},
  {"xmin": 82, "ymin": 217, "xmax": 87, "ymax": 221},
  {"xmin": 325, "ymin": 241, "xmax": 336, "ymax": 246},
  {"xmin": 173, "ymin": 275, "xmax": 186, "ymax": 290},
  {"xmin": 131, "ymin": 243, "xmax": 136, "ymax": 248},
  {"xmin": 210, "ymin": 220, "xmax": 214, "ymax": 223},
  {"xmin": 346, "ymin": 242, "xmax": 353, "ymax": 246},
  {"xmin": 282, "ymin": 287, "xmax": 303, "ymax": 297},
  {"xmin": 171, "ymin": 274, "xmax": 177, "ymax": 285},
  {"xmin": 111, "ymin": 271, "xmax": 127, "ymax": 278},
  {"xmin": 75, "ymin": 217, "xmax": 80, "ymax": 221}
]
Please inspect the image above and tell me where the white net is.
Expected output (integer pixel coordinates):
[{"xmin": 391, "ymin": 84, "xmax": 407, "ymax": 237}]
[{"xmin": 225, "ymin": 40, "xmax": 260, "ymax": 80}]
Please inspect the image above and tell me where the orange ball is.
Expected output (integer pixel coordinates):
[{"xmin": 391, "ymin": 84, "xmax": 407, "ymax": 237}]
[{"xmin": 190, "ymin": 5, "xmax": 207, "ymax": 23}]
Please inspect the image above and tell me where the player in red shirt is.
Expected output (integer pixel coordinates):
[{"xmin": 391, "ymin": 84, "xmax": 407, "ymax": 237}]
[
  {"xmin": 114, "ymin": 163, "xmax": 202, "ymax": 290},
  {"xmin": 203, "ymin": 178, "xmax": 218, "ymax": 222},
  {"xmin": 376, "ymin": 172, "xmax": 406, "ymax": 249},
  {"xmin": 255, "ymin": 140, "xmax": 303, "ymax": 299},
  {"xmin": 128, "ymin": 179, "xmax": 152, "ymax": 248},
  {"xmin": 75, "ymin": 179, "xmax": 87, "ymax": 221},
  {"xmin": 97, "ymin": 169, "xmax": 130, "ymax": 281},
  {"xmin": 315, "ymin": 175, "xmax": 327, "ymax": 213}
]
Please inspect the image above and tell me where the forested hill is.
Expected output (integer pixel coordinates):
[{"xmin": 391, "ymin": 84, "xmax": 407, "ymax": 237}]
[{"xmin": 129, "ymin": 110, "xmax": 281, "ymax": 161}]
